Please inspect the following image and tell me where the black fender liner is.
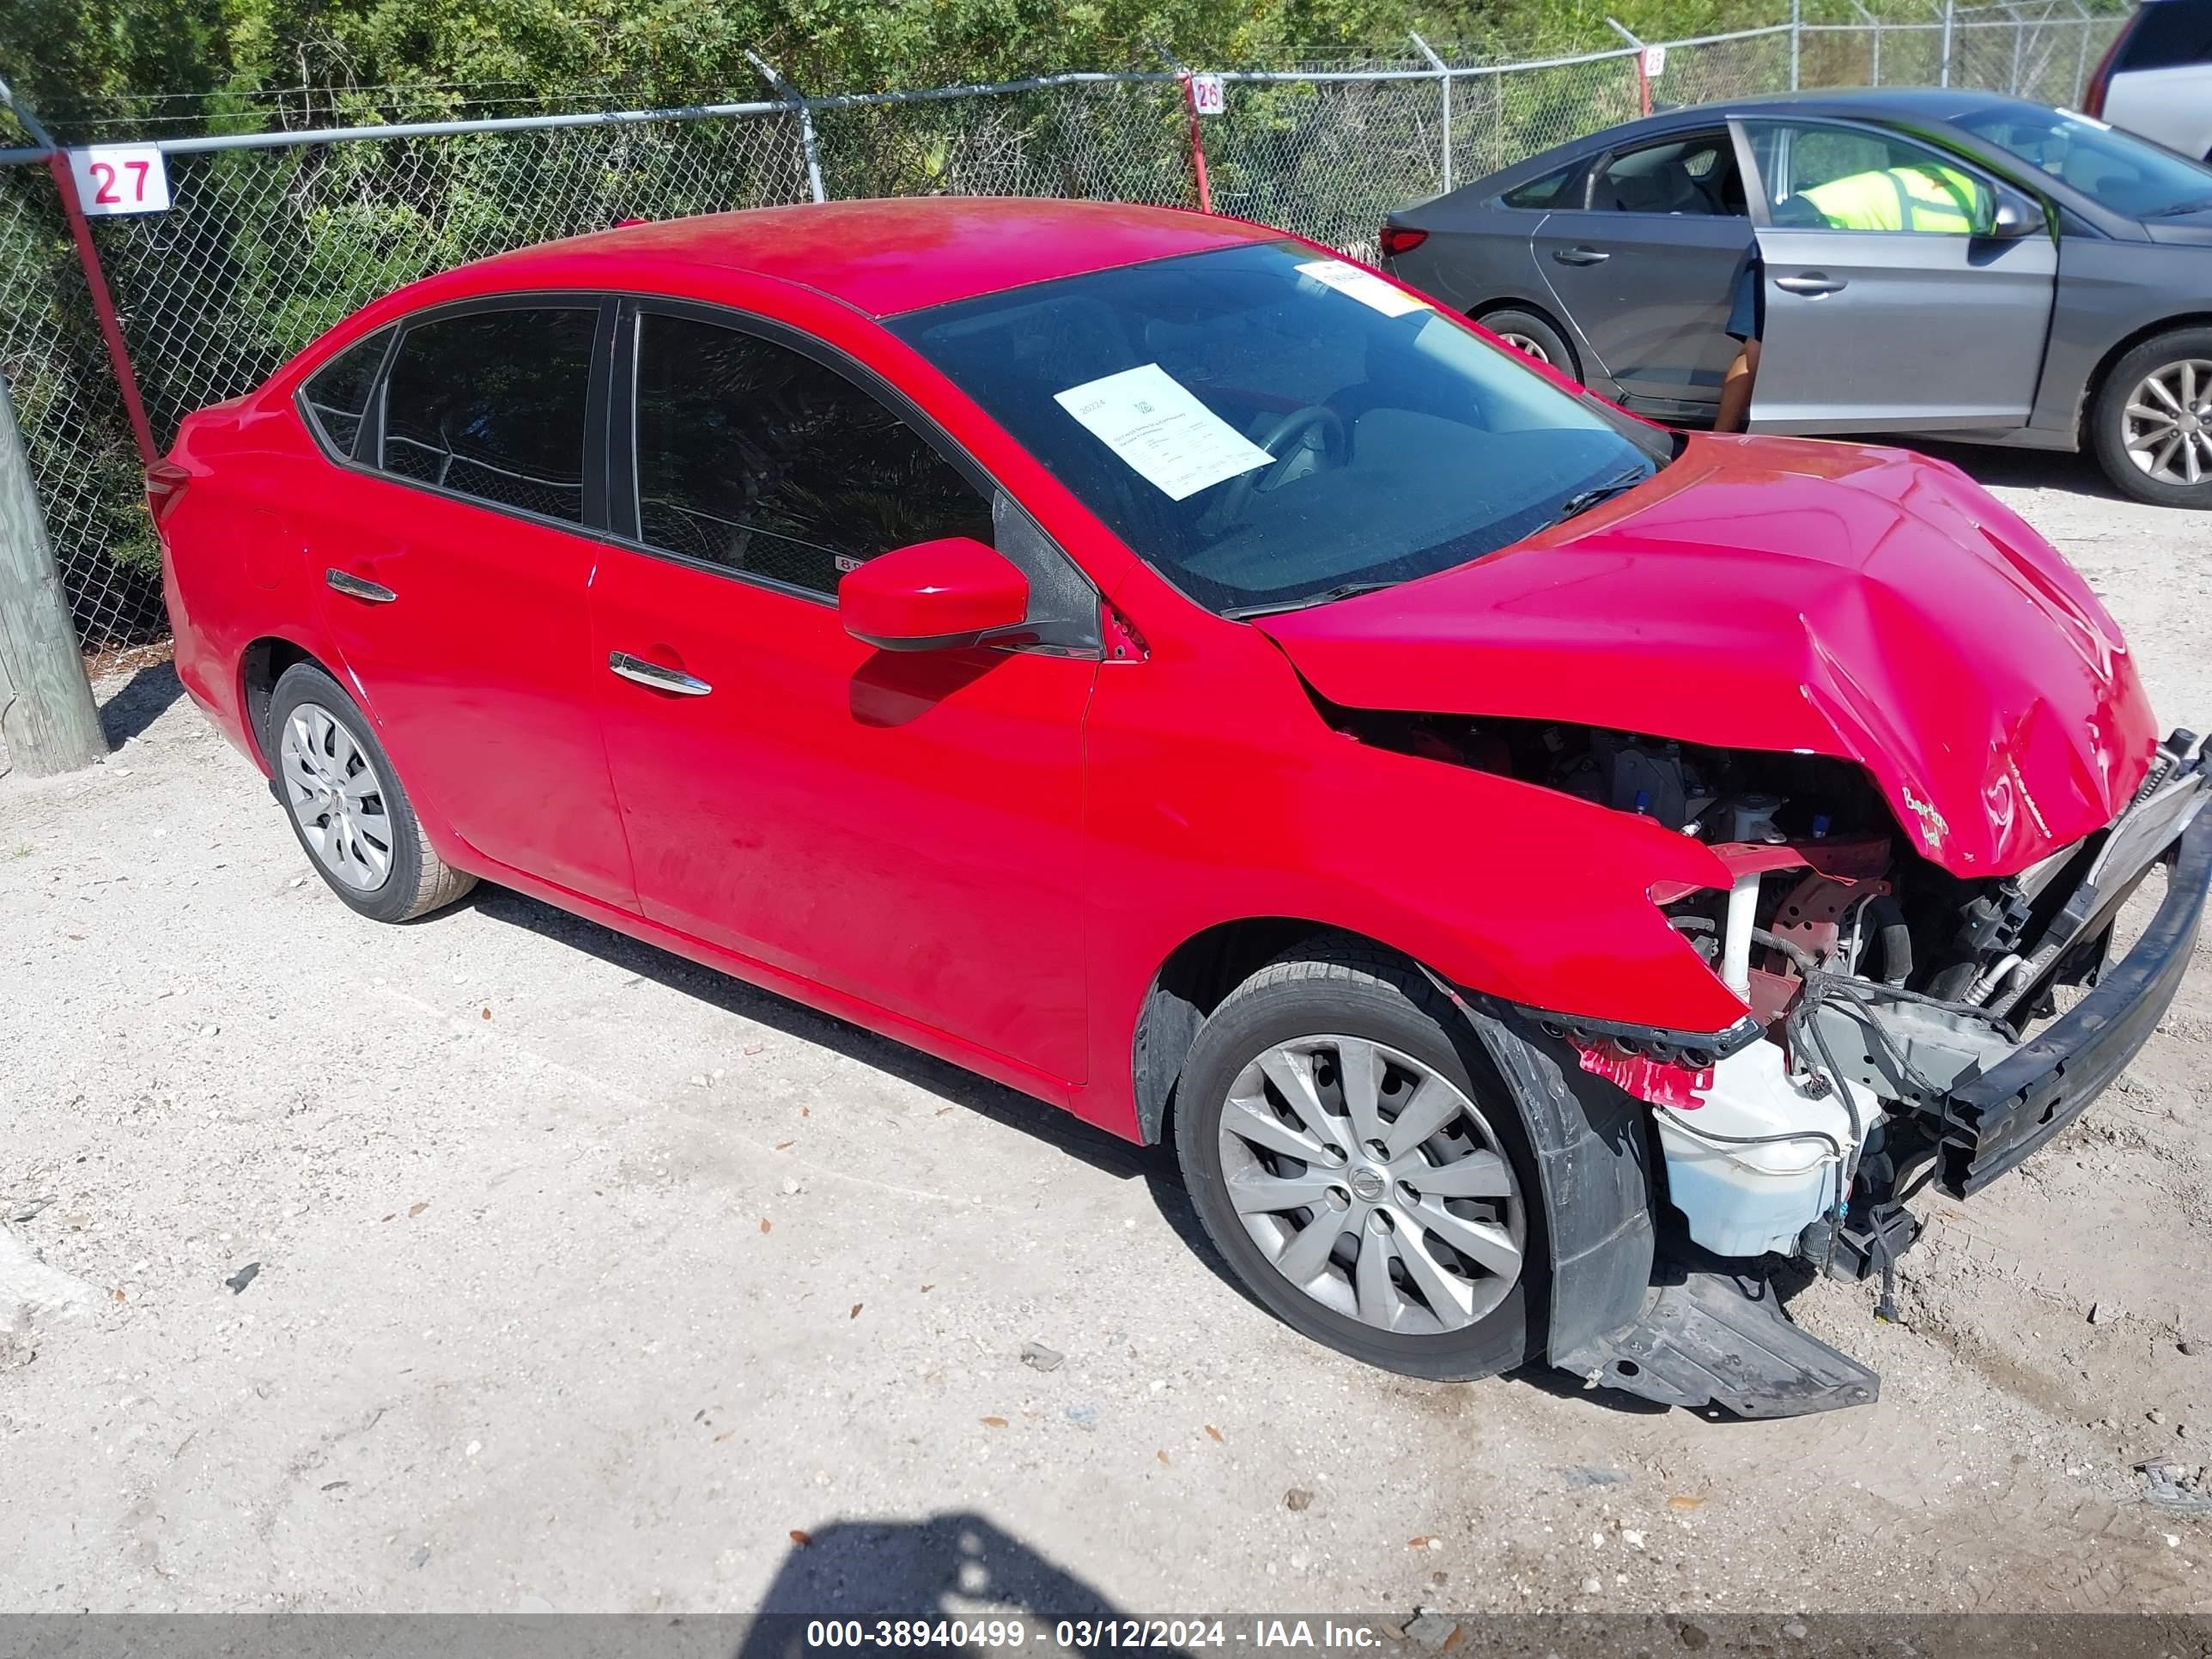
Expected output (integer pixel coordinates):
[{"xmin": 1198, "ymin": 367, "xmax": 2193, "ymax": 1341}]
[{"xmin": 1419, "ymin": 971, "xmax": 1658, "ymax": 1369}]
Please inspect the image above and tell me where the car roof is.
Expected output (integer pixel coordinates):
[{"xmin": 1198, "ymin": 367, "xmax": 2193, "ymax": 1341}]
[{"xmin": 457, "ymin": 197, "xmax": 1282, "ymax": 319}]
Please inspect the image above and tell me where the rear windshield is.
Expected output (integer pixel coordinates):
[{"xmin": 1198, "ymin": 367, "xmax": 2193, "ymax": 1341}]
[
  {"xmin": 1958, "ymin": 105, "xmax": 2212, "ymax": 217},
  {"xmin": 889, "ymin": 241, "xmax": 1667, "ymax": 617},
  {"xmin": 2118, "ymin": 0, "xmax": 2212, "ymax": 70}
]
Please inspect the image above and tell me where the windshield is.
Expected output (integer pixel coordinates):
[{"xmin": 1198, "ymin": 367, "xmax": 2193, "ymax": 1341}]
[
  {"xmin": 1957, "ymin": 105, "xmax": 2212, "ymax": 218},
  {"xmin": 888, "ymin": 241, "xmax": 1666, "ymax": 616}
]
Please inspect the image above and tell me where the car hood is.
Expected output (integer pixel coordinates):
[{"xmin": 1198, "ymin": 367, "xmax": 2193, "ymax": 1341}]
[
  {"xmin": 1255, "ymin": 434, "xmax": 2158, "ymax": 877},
  {"xmin": 2144, "ymin": 214, "xmax": 2212, "ymax": 246}
]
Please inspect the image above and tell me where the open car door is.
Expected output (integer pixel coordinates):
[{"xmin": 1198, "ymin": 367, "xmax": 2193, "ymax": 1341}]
[{"xmin": 1738, "ymin": 115, "xmax": 2058, "ymax": 434}]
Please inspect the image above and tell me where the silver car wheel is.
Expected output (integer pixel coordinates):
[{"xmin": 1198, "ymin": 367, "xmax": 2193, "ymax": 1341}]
[
  {"xmin": 1496, "ymin": 331, "xmax": 1551, "ymax": 365},
  {"xmin": 1216, "ymin": 1035, "xmax": 1525, "ymax": 1335},
  {"xmin": 279, "ymin": 700, "xmax": 394, "ymax": 892},
  {"xmin": 2123, "ymin": 358, "xmax": 2212, "ymax": 487}
]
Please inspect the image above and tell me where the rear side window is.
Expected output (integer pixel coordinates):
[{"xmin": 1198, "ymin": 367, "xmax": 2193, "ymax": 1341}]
[
  {"xmin": 630, "ymin": 311, "xmax": 994, "ymax": 597},
  {"xmin": 2118, "ymin": 0, "xmax": 2212, "ymax": 70},
  {"xmin": 1595, "ymin": 133, "xmax": 1746, "ymax": 216},
  {"xmin": 299, "ymin": 327, "xmax": 391, "ymax": 459},
  {"xmin": 1502, "ymin": 165, "xmax": 1577, "ymax": 208},
  {"xmin": 379, "ymin": 307, "xmax": 598, "ymax": 524}
]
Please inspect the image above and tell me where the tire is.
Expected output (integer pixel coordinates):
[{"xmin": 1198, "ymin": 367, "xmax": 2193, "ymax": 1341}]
[
  {"xmin": 265, "ymin": 662, "xmax": 476, "ymax": 922},
  {"xmin": 1475, "ymin": 307, "xmax": 1581, "ymax": 383},
  {"xmin": 2088, "ymin": 327, "xmax": 2212, "ymax": 509},
  {"xmin": 1173, "ymin": 939, "xmax": 1546, "ymax": 1381}
]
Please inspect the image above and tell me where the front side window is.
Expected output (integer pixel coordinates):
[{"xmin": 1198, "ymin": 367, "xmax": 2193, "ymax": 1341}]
[
  {"xmin": 890, "ymin": 240, "xmax": 1668, "ymax": 617},
  {"xmin": 1747, "ymin": 121, "xmax": 1994, "ymax": 234},
  {"xmin": 631, "ymin": 312, "xmax": 994, "ymax": 598},
  {"xmin": 1959, "ymin": 105, "xmax": 2212, "ymax": 219},
  {"xmin": 299, "ymin": 327, "xmax": 391, "ymax": 459},
  {"xmin": 1594, "ymin": 133, "xmax": 1746, "ymax": 216},
  {"xmin": 379, "ymin": 307, "xmax": 597, "ymax": 524}
]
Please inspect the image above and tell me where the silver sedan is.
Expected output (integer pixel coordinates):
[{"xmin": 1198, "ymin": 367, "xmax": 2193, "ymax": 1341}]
[{"xmin": 1381, "ymin": 88, "xmax": 2212, "ymax": 507}]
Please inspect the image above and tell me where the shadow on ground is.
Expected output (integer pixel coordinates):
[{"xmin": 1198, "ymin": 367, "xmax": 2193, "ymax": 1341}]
[{"xmin": 97, "ymin": 658, "xmax": 185, "ymax": 748}]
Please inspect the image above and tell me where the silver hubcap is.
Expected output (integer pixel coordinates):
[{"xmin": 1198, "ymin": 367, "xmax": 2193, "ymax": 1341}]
[
  {"xmin": 2124, "ymin": 358, "xmax": 2212, "ymax": 487},
  {"xmin": 279, "ymin": 701, "xmax": 395, "ymax": 892},
  {"xmin": 1498, "ymin": 331, "xmax": 1551, "ymax": 364},
  {"xmin": 1217, "ymin": 1035, "xmax": 1525, "ymax": 1335}
]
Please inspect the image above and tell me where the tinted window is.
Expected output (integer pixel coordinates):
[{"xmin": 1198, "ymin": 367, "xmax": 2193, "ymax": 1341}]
[
  {"xmin": 1595, "ymin": 134, "xmax": 1746, "ymax": 215},
  {"xmin": 1960, "ymin": 105, "xmax": 2212, "ymax": 217},
  {"xmin": 300, "ymin": 327, "xmax": 390, "ymax": 459},
  {"xmin": 891, "ymin": 240, "xmax": 1666, "ymax": 617},
  {"xmin": 632, "ymin": 312, "xmax": 993, "ymax": 597},
  {"xmin": 1747, "ymin": 121, "xmax": 1993, "ymax": 233},
  {"xmin": 1502, "ymin": 164, "xmax": 1577, "ymax": 208},
  {"xmin": 380, "ymin": 307, "xmax": 597, "ymax": 524},
  {"xmin": 2118, "ymin": 0, "xmax": 2212, "ymax": 70}
]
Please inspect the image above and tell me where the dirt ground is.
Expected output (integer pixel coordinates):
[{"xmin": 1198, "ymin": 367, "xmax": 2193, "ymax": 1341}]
[{"xmin": 3, "ymin": 439, "xmax": 2210, "ymax": 1621}]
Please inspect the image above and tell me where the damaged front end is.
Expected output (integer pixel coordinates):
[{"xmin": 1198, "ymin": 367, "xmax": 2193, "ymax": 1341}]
[{"xmin": 1345, "ymin": 707, "xmax": 2212, "ymax": 1416}]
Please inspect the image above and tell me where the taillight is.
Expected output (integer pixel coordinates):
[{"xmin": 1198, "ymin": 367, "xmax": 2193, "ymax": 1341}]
[
  {"xmin": 1378, "ymin": 223, "xmax": 1429, "ymax": 258},
  {"xmin": 2081, "ymin": 21, "xmax": 2128, "ymax": 115},
  {"xmin": 144, "ymin": 459, "xmax": 191, "ymax": 521}
]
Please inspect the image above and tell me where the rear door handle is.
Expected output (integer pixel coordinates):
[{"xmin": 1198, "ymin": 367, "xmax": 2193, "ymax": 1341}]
[
  {"xmin": 1552, "ymin": 246, "xmax": 1610, "ymax": 266},
  {"xmin": 1774, "ymin": 273, "xmax": 1848, "ymax": 295},
  {"xmin": 325, "ymin": 568, "xmax": 396, "ymax": 604},
  {"xmin": 608, "ymin": 650, "xmax": 712, "ymax": 697}
]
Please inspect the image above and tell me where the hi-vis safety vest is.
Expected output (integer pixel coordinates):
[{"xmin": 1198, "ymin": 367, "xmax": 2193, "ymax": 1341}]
[{"xmin": 1797, "ymin": 164, "xmax": 1984, "ymax": 233}]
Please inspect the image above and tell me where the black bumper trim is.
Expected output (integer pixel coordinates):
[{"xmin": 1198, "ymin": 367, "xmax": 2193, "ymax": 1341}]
[{"xmin": 1939, "ymin": 805, "xmax": 2211, "ymax": 1198}]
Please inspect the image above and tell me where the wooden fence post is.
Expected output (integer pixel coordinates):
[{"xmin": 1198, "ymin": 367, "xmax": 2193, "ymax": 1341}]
[{"xmin": 0, "ymin": 368, "xmax": 106, "ymax": 776}]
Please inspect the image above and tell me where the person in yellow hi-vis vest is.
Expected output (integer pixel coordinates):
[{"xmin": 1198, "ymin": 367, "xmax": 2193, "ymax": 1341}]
[{"xmin": 1796, "ymin": 162, "xmax": 1988, "ymax": 234}]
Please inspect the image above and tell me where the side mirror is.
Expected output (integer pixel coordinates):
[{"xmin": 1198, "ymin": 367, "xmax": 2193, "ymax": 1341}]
[
  {"xmin": 838, "ymin": 537, "xmax": 1030, "ymax": 653},
  {"xmin": 1987, "ymin": 195, "xmax": 2039, "ymax": 238}
]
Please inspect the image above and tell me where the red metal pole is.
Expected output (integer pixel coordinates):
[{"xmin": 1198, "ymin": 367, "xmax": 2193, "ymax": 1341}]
[
  {"xmin": 1182, "ymin": 75, "xmax": 1213, "ymax": 214},
  {"xmin": 47, "ymin": 151, "xmax": 159, "ymax": 466},
  {"xmin": 1634, "ymin": 52, "xmax": 1652, "ymax": 118}
]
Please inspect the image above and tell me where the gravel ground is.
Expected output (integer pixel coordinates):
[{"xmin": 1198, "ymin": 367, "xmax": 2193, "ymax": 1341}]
[{"xmin": 3, "ymin": 441, "xmax": 2210, "ymax": 1619}]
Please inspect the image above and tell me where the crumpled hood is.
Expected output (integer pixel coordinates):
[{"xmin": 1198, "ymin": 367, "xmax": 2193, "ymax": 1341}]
[{"xmin": 1258, "ymin": 434, "xmax": 2158, "ymax": 876}]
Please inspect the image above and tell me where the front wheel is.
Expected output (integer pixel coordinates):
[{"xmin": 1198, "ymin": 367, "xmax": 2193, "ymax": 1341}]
[
  {"xmin": 1173, "ymin": 942, "xmax": 1543, "ymax": 1380},
  {"xmin": 2090, "ymin": 328, "xmax": 2212, "ymax": 507}
]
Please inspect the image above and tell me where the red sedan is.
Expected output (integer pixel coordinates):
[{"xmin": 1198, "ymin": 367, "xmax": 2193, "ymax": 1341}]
[{"xmin": 155, "ymin": 198, "xmax": 2209, "ymax": 1415}]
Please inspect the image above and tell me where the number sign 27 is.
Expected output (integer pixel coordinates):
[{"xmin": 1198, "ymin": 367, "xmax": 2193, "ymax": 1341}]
[{"xmin": 66, "ymin": 145, "xmax": 172, "ymax": 216}]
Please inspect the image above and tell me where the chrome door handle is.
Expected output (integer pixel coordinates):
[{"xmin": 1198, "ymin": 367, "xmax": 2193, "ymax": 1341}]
[
  {"xmin": 1774, "ymin": 273, "xmax": 1847, "ymax": 295},
  {"xmin": 608, "ymin": 650, "xmax": 712, "ymax": 696},
  {"xmin": 1552, "ymin": 246, "xmax": 1610, "ymax": 266},
  {"xmin": 325, "ymin": 568, "xmax": 396, "ymax": 604}
]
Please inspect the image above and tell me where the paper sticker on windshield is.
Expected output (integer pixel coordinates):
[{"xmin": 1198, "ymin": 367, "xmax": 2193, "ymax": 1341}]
[
  {"xmin": 1052, "ymin": 363, "xmax": 1273, "ymax": 501},
  {"xmin": 1294, "ymin": 258, "xmax": 1429, "ymax": 318}
]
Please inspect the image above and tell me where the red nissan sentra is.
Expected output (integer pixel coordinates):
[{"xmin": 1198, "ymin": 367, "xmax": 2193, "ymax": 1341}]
[{"xmin": 154, "ymin": 198, "xmax": 2209, "ymax": 1415}]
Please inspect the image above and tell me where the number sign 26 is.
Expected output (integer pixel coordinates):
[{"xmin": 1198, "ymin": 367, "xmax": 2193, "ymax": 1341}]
[{"xmin": 66, "ymin": 145, "xmax": 172, "ymax": 216}]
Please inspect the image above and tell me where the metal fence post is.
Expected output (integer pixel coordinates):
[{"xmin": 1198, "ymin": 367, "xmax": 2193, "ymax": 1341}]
[
  {"xmin": 1607, "ymin": 19, "xmax": 1651, "ymax": 116},
  {"xmin": 2006, "ymin": 0, "xmax": 2026, "ymax": 94},
  {"xmin": 0, "ymin": 76, "xmax": 159, "ymax": 466},
  {"xmin": 1154, "ymin": 47, "xmax": 1213, "ymax": 214},
  {"xmin": 1940, "ymin": 0, "xmax": 1956, "ymax": 86},
  {"xmin": 1790, "ymin": 0, "xmax": 1803, "ymax": 89},
  {"xmin": 0, "ymin": 367, "xmax": 106, "ymax": 775},
  {"xmin": 2071, "ymin": 0, "xmax": 2094, "ymax": 100},
  {"xmin": 1409, "ymin": 32, "xmax": 1451, "ymax": 196},
  {"xmin": 745, "ymin": 51, "xmax": 826, "ymax": 203},
  {"xmin": 1850, "ymin": 0, "xmax": 1882, "ymax": 86}
]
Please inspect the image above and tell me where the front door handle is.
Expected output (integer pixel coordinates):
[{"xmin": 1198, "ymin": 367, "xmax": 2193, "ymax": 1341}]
[
  {"xmin": 325, "ymin": 568, "xmax": 397, "ymax": 605},
  {"xmin": 608, "ymin": 650, "xmax": 712, "ymax": 697},
  {"xmin": 1552, "ymin": 246, "xmax": 1610, "ymax": 266},
  {"xmin": 1774, "ymin": 273, "xmax": 1848, "ymax": 295}
]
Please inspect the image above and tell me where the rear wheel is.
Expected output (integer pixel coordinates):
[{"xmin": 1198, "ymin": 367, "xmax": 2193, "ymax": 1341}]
[
  {"xmin": 2090, "ymin": 328, "xmax": 2212, "ymax": 508},
  {"xmin": 1173, "ymin": 941, "xmax": 1542, "ymax": 1380},
  {"xmin": 1475, "ymin": 307, "xmax": 1580, "ymax": 383},
  {"xmin": 266, "ymin": 662, "xmax": 476, "ymax": 922}
]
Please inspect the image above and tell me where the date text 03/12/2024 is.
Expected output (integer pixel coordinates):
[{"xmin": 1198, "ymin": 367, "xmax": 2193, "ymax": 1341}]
[{"xmin": 802, "ymin": 1620, "xmax": 1392, "ymax": 1650}]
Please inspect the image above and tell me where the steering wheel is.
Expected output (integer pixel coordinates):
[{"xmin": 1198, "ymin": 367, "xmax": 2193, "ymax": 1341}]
[{"xmin": 1216, "ymin": 404, "xmax": 1348, "ymax": 526}]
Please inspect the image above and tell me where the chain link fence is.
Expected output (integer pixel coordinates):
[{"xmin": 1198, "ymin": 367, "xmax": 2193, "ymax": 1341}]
[{"xmin": 0, "ymin": 0, "xmax": 2128, "ymax": 653}]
